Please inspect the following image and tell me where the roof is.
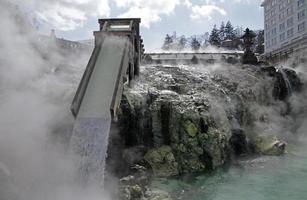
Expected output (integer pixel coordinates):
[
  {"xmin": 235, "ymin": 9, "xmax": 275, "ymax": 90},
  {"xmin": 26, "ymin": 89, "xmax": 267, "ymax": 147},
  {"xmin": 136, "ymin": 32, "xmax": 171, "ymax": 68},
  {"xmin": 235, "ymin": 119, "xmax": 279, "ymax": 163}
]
[{"xmin": 98, "ymin": 18, "xmax": 141, "ymax": 23}]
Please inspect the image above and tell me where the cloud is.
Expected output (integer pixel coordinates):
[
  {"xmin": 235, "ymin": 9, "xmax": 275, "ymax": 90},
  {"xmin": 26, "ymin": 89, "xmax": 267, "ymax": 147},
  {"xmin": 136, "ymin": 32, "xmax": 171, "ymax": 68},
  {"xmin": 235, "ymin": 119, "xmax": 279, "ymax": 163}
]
[
  {"xmin": 183, "ymin": 0, "xmax": 193, "ymax": 8},
  {"xmin": 203, "ymin": 0, "xmax": 262, "ymax": 4},
  {"xmin": 231, "ymin": 0, "xmax": 263, "ymax": 4},
  {"xmin": 181, "ymin": 1, "xmax": 227, "ymax": 21},
  {"xmin": 115, "ymin": 0, "xmax": 229, "ymax": 27},
  {"xmin": 115, "ymin": 0, "xmax": 180, "ymax": 28},
  {"xmin": 190, "ymin": 4, "xmax": 227, "ymax": 20},
  {"xmin": 14, "ymin": 0, "xmax": 110, "ymax": 31},
  {"xmin": 10, "ymin": 0, "xmax": 261, "ymax": 31}
]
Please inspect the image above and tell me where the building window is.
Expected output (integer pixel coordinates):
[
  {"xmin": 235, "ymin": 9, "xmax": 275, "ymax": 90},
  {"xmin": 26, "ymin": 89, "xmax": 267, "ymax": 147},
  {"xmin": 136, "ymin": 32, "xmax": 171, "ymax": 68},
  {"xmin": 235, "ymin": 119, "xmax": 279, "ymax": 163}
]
[
  {"xmin": 298, "ymin": 9, "xmax": 305, "ymax": 21},
  {"xmin": 287, "ymin": 28, "xmax": 294, "ymax": 38},
  {"xmin": 272, "ymin": 27, "xmax": 277, "ymax": 35},
  {"xmin": 279, "ymin": 0, "xmax": 287, "ymax": 11},
  {"xmin": 287, "ymin": 6, "xmax": 293, "ymax": 15},
  {"xmin": 287, "ymin": 17, "xmax": 294, "ymax": 27},
  {"xmin": 279, "ymin": 11, "xmax": 286, "ymax": 20},
  {"xmin": 298, "ymin": 22, "xmax": 305, "ymax": 32},
  {"xmin": 280, "ymin": 32, "xmax": 286, "ymax": 41},
  {"xmin": 266, "ymin": 3, "xmax": 271, "ymax": 12},
  {"xmin": 273, "ymin": 37, "xmax": 277, "ymax": 45},
  {"xmin": 298, "ymin": 0, "xmax": 305, "ymax": 7},
  {"xmin": 280, "ymin": 22, "xmax": 286, "ymax": 31}
]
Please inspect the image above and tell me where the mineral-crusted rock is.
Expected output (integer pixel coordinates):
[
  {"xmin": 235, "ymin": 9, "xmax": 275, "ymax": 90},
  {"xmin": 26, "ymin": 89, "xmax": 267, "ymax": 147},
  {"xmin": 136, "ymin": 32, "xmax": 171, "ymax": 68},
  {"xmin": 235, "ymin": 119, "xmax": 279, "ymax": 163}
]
[
  {"xmin": 183, "ymin": 120, "xmax": 198, "ymax": 137},
  {"xmin": 144, "ymin": 146, "xmax": 179, "ymax": 177},
  {"xmin": 117, "ymin": 64, "xmax": 300, "ymax": 177},
  {"xmin": 253, "ymin": 135, "xmax": 287, "ymax": 155},
  {"xmin": 119, "ymin": 165, "xmax": 149, "ymax": 200},
  {"xmin": 130, "ymin": 185, "xmax": 143, "ymax": 199},
  {"xmin": 123, "ymin": 146, "xmax": 148, "ymax": 166},
  {"xmin": 145, "ymin": 189, "xmax": 172, "ymax": 200},
  {"xmin": 261, "ymin": 66, "xmax": 302, "ymax": 100},
  {"xmin": 119, "ymin": 165, "xmax": 172, "ymax": 200},
  {"xmin": 230, "ymin": 128, "xmax": 248, "ymax": 156}
]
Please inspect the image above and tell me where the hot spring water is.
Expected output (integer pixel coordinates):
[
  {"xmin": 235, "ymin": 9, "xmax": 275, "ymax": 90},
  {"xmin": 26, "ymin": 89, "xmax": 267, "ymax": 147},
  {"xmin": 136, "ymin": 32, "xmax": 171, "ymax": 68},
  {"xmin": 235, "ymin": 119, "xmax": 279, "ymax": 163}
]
[
  {"xmin": 70, "ymin": 118, "xmax": 111, "ymax": 186},
  {"xmin": 277, "ymin": 67, "xmax": 293, "ymax": 96},
  {"xmin": 151, "ymin": 141, "xmax": 307, "ymax": 200}
]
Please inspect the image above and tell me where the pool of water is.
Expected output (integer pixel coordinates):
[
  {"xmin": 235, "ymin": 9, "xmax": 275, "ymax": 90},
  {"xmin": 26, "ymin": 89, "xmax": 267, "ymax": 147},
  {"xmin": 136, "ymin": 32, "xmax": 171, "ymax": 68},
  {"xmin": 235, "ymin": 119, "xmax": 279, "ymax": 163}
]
[{"xmin": 152, "ymin": 143, "xmax": 307, "ymax": 200}]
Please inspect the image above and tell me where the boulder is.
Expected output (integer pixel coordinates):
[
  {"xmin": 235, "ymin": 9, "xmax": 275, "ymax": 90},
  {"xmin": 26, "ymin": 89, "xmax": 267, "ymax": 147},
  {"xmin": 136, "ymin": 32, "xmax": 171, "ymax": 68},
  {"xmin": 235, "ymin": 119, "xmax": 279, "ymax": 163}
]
[
  {"xmin": 183, "ymin": 120, "xmax": 198, "ymax": 137},
  {"xmin": 119, "ymin": 165, "xmax": 151, "ymax": 200},
  {"xmin": 144, "ymin": 146, "xmax": 179, "ymax": 177},
  {"xmin": 145, "ymin": 189, "xmax": 172, "ymax": 200},
  {"xmin": 253, "ymin": 135, "xmax": 287, "ymax": 156}
]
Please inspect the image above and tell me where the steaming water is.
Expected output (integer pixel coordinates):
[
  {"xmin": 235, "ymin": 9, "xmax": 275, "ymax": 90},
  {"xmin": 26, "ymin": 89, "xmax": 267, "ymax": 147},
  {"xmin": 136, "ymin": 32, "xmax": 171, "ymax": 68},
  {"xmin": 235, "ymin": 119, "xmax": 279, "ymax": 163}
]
[
  {"xmin": 278, "ymin": 68, "xmax": 293, "ymax": 96},
  {"xmin": 153, "ymin": 142, "xmax": 307, "ymax": 200},
  {"xmin": 70, "ymin": 118, "xmax": 111, "ymax": 187}
]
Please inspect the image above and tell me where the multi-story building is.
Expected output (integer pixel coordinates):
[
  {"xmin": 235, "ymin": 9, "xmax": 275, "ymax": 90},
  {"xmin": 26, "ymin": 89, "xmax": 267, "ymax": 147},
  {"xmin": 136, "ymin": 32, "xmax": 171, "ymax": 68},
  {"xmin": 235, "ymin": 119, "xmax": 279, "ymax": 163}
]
[{"xmin": 261, "ymin": 0, "xmax": 307, "ymax": 64}]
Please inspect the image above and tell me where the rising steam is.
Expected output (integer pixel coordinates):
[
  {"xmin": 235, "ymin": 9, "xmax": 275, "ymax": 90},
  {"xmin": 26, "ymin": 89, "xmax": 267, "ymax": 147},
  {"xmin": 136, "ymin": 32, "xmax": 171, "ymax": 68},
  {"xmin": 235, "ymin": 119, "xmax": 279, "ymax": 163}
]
[{"xmin": 0, "ymin": 2, "xmax": 112, "ymax": 200}]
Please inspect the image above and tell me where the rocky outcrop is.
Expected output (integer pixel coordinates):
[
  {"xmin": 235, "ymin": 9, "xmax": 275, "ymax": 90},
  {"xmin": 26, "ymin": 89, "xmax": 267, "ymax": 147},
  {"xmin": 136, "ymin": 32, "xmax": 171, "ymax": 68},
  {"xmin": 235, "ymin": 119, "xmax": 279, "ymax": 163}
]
[
  {"xmin": 262, "ymin": 66, "xmax": 302, "ymax": 100},
  {"xmin": 144, "ymin": 146, "xmax": 179, "ymax": 177},
  {"xmin": 115, "ymin": 64, "xmax": 301, "ymax": 180},
  {"xmin": 119, "ymin": 165, "xmax": 172, "ymax": 200},
  {"xmin": 253, "ymin": 135, "xmax": 286, "ymax": 156}
]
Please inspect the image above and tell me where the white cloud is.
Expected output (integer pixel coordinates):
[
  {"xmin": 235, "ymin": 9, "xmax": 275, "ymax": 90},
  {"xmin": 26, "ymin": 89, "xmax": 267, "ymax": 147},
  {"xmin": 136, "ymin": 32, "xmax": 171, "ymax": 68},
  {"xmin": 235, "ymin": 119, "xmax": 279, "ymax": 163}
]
[
  {"xmin": 204, "ymin": 0, "xmax": 262, "ymax": 4},
  {"xmin": 15, "ymin": 0, "xmax": 110, "ymax": 31},
  {"xmin": 190, "ymin": 4, "xmax": 227, "ymax": 20},
  {"xmin": 231, "ymin": 0, "xmax": 262, "ymax": 3},
  {"xmin": 115, "ymin": 0, "xmax": 180, "ymax": 28},
  {"xmin": 11, "ymin": 0, "xmax": 261, "ymax": 31},
  {"xmin": 183, "ymin": 0, "xmax": 193, "ymax": 8}
]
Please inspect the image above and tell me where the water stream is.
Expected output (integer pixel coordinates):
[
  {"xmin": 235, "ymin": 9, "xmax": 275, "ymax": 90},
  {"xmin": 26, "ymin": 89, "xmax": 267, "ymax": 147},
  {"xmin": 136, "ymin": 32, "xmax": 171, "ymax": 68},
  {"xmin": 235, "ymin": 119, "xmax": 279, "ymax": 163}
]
[
  {"xmin": 70, "ymin": 118, "xmax": 111, "ymax": 187},
  {"xmin": 277, "ymin": 67, "xmax": 293, "ymax": 96}
]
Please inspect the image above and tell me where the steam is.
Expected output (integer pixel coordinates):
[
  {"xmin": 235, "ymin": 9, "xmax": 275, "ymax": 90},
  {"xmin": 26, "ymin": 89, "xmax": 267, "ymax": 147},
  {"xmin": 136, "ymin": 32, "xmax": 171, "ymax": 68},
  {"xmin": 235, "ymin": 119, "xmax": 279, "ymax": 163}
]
[
  {"xmin": 0, "ymin": 2, "xmax": 112, "ymax": 200},
  {"xmin": 1, "ymin": 1, "xmax": 307, "ymax": 200},
  {"xmin": 188, "ymin": 62, "xmax": 307, "ymax": 143},
  {"xmin": 148, "ymin": 44, "xmax": 243, "ymax": 54}
]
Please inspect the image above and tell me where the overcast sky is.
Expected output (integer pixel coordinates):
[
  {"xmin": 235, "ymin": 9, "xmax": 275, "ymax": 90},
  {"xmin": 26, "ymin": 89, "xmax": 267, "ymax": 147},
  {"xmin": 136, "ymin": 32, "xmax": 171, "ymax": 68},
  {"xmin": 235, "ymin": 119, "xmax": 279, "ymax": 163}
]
[{"xmin": 16, "ymin": 0, "xmax": 264, "ymax": 51}]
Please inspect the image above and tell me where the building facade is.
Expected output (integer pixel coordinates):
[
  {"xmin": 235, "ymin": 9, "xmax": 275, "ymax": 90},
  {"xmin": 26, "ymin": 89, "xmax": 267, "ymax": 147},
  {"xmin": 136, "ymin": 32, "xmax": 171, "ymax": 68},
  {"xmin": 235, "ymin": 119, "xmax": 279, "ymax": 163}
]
[{"xmin": 262, "ymin": 0, "xmax": 307, "ymax": 63}]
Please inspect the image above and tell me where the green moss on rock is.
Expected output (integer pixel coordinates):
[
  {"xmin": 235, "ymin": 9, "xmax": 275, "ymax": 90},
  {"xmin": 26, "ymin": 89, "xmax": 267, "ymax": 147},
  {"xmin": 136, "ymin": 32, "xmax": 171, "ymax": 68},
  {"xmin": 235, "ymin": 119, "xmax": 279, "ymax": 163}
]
[
  {"xmin": 254, "ymin": 135, "xmax": 286, "ymax": 156},
  {"xmin": 130, "ymin": 185, "xmax": 143, "ymax": 199},
  {"xmin": 144, "ymin": 146, "xmax": 179, "ymax": 177},
  {"xmin": 183, "ymin": 120, "xmax": 198, "ymax": 137}
]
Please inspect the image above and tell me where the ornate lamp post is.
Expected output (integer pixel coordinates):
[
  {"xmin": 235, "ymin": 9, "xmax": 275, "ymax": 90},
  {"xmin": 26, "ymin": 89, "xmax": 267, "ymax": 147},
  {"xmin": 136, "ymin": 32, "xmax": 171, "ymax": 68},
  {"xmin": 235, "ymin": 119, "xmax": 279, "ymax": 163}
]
[{"xmin": 241, "ymin": 28, "xmax": 258, "ymax": 65}]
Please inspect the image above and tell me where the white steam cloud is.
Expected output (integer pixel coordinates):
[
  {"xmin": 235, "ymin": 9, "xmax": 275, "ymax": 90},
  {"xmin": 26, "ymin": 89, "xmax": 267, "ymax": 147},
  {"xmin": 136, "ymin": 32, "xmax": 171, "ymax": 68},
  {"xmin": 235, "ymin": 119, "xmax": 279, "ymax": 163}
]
[{"xmin": 0, "ymin": 2, "xmax": 112, "ymax": 199}]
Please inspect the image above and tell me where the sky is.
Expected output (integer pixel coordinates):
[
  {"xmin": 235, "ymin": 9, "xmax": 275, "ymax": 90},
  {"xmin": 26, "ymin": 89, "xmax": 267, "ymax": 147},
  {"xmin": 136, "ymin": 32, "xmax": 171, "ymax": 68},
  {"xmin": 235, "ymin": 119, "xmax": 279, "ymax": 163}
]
[{"xmin": 15, "ymin": 0, "xmax": 264, "ymax": 51}]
